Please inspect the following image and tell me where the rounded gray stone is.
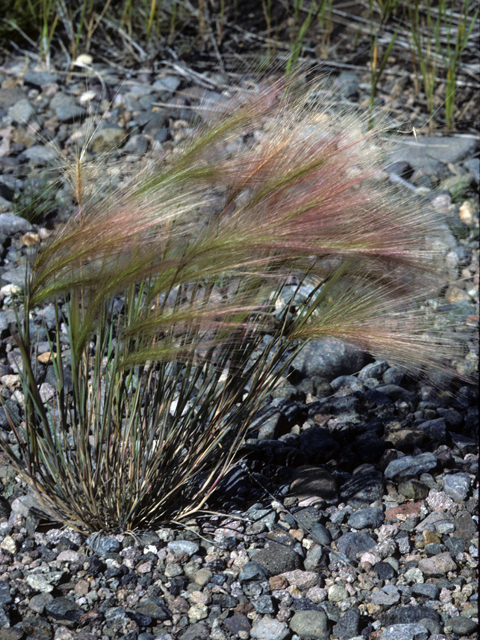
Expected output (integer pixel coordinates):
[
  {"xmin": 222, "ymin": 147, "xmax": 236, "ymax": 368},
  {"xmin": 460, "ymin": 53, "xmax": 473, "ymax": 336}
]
[
  {"xmin": 336, "ymin": 532, "xmax": 376, "ymax": 559},
  {"xmin": 8, "ymin": 98, "xmax": 35, "ymax": 123},
  {"xmin": 292, "ymin": 339, "xmax": 364, "ymax": 381},
  {"xmin": 253, "ymin": 543, "xmax": 302, "ymax": 575},
  {"xmin": 167, "ymin": 540, "xmax": 200, "ymax": 557},
  {"xmin": 290, "ymin": 609, "xmax": 329, "ymax": 639},
  {"xmin": 251, "ymin": 615, "xmax": 289, "ymax": 640},
  {"xmin": 443, "ymin": 472, "xmax": 471, "ymax": 502},
  {"xmin": 384, "ymin": 452, "xmax": 438, "ymax": 480},
  {"xmin": 447, "ymin": 616, "xmax": 478, "ymax": 635},
  {"xmin": 347, "ymin": 507, "xmax": 384, "ymax": 530}
]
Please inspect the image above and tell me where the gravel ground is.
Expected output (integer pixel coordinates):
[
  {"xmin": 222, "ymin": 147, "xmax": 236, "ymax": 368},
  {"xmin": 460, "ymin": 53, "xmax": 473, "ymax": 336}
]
[{"xmin": 0, "ymin": 58, "xmax": 478, "ymax": 640}]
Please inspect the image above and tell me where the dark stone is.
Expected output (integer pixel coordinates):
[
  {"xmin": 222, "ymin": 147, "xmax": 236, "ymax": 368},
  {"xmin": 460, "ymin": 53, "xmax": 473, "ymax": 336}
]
[
  {"xmin": 0, "ymin": 582, "xmax": 12, "ymax": 606},
  {"xmin": 21, "ymin": 616, "xmax": 53, "ymax": 640},
  {"xmin": 253, "ymin": 543, "xmax": 302, "ymax": 575},
  {"xmin": 251, "ymin": 595, "xmax": 276, "ymax": 614},
  {"xmin": 223, "ymin": 614, "xmax": 251, "ymax": 636},
  {"xmin": 417, "ymin": 418, "xmax": 447, "ymax": 443},
  {"xmin": 443, "ymin": 536, "xmax": 465, "ymax": 555},
  {"xmin": 364, "ymin": 388, "xmax": 392, "ymax": 406},
  {"xmin": 23, "ymin": 71, "xmax": 60, "ymax": 86},
  {"xmin": 292, "ymin": 598, "xmax": 326, "ymax": 612},
  {"xmin": 127, "ymin": 610, "xmax": 152, "ymax": 627},
  {"xmin": 292, "ymin": 339, "xmax": 364, "ymax": 381},
  {"xmin": 311, "ymin": 523, "xmax": 333, "ymax": 547},
  {"xmin": 410, "ymin": 583, "xmax": 440, "ymax": 599},
  {"xmin": 339, "ymin": 471, "xmax": 384, "ymax": 506},
  {"xmin": 347, "ymin": 507, "xmax": 384, "ymax": 530},
  {"xmin": 134, "ymin": 597, "xmax": 171, "ymax": 620},
  {"xmin": 382, "ymin": 605, "xmax": 441, "ymax": 627},
  {"xmin": 332, "ymin": 607, "xmax": 361, "ymax": 640},
  {"xmin": 86, "ymin": 535, "xmax": 121, "ymax": 555},
  {"xmin": 454, "ymin": 511, "xmax": 477, "ymax": 540},
  {"xmin": 298, "ymin": 427, "xmax": 341, "ymax": 463},
  {"xmin": 211, "ymin": 593, "xmax": 238, "ymax": 608},
  {"xmin": 238, "ymin": 561, "xmax": 271, "ymax": 582},
  {"xmin": 374, "ymin": 561, "xmax": 396, "ymax": 580},
  {"xmin": 448, "ymin": 616, "xmax": 478, "ymax": 635},
  {"xmin": 336, "ymin": 532, "xmax": 376, "ymax": 559},
  {"xmin": 294, "ymin": 507, "xmax": 323, "ymax": 530},
  {"xmin": 45, "ymin": 597, "xmax": 83, "ymax": 623},
  {"xmin": 87, "ymin": 555, "xmax": 106, "ymax": 577},
  {"xmin": 179, "ymin": 622, "xmax": 210, "ymax": 640}
]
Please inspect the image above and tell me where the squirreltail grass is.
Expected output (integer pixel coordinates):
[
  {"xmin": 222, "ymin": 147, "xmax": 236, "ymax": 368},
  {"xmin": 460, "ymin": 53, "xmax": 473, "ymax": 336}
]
[{"xmin": 0, "ymin": 75, "xmax": 471, "ymax": 533}]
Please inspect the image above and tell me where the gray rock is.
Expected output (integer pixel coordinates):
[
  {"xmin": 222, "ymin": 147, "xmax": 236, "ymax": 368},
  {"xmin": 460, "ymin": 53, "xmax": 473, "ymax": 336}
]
[
  {"xmin": 443, "ymin": 536, "xmax": 465, "ymax": 555},
  {"xmin": 179, "ymin": 622, "xmax": 209, "ymax": 640},
  {"xmin": 450, "ymin": 431, "xmax": 477, "ymax": 455},
  {"xmin": 292, "ymin": 339, "xmax": 364, "ymax": 381},
  {"xmin": 304, "ymin": 544, "xmax": 324, "ymax": 571},
  {"xmin": 21, "ymin": 144, "xmax": 57, "ymax": 163},
  {"xmin": 336, "ymin": 532, "xmax": 376, "ymax": 559},
  {"xmin": 410, "ymin": 583, "xmax": 440, "ymax": 599},
  {"xmin": 153, "ymin": 76, "xmax": 181, "ymax": 92},
  {"xmin": 86, "ymin": 534, "xmax": 121, "ymax": 555},
  {"xmin": 464, "ymin": 157, "xmax": 479, "ymax": 183},
  {"xmin": 167, "ymin": 540, "xmax": 200, "ymax": 557},
  {"xmin": 339, "ymin": 471, "xmax": 385, "ymax": 506},
  {"xmin": 330, "ymin": 375, "xmax": 365, "ymax": 392},
  {"xmin": 358, "ymin": 360, "xmax": 389, "ymax": 380},
  {"xmin": 251, "ymin": 595, "xmax": 276, "ymax": 614},
  {"xmin": 416, "ymin": 418, "xmax": 447, "ymax": 443},
  {"xmin": 8, "ymin": 98, "xmax": 35, "ymax": 123},
  {"xmin": 384, "ymin": 452, "xmax": 438, "ymax": 480},
  {"xmin": 223, "ymin": 614, "xmax": 251, "ymax": 636},
  {"xmin": 21, "ymin": 616, "xmax": 52, "ymax": 640},
  {"xmin": 391, "ymin": 135, "xmax": 478, "ymax": 167},
  {"xmin": 123, "ymin": 134, "xmax": 149, "ymax": 154},
  {"xmin": 1, "ymin": 265, "xmax": 27, "ymax": 287},
  {"xmin": 397, "ymin": 479, "xmax": 430, "ymax": 500},
  {"xmin": 0, "ymin": 581, "xmax": 13, "ymax": 605},
  {"xmin": 44, "ymin": 596, "xmax": 83, "ymax": 623},
  {"xmin": 251, "ymin": 615, "xmax": 289, "ymax": 640},
  {"xmin": 332, "ymin": 607, "xmax": 360, "ymax": 640},
  {"xmin": 382, "ymin": 366, "xmax": 405, "ymax": 386},
  {"xmin": 135, "ymin": 597, "xmax": 171, "ymax": 620},
  {"xmin": 374, "ymin": 561, "xmax": 396, "ymax": 580},
  {"xmin": 311, "ymin": 523, "xmax": 333, "ymax": 546},
  {"xmin": 0, "ymin": 86, "xmax": 26, "ymax": 109},
  {"xmin": 253, "ymin": 543, "xmax": 302, "ymax": 575},
  {"xmin": 238, "ymin": 561, "xmax": 271, "ymax": 582},
  {"xmin": 418, "ymin": 552, "xmax": 457, "ymax": 576},
  {"xmin": 328, "ymin": 584, "xmax": 348, "ymax": 602},
  {"xmin": 55, "ymin": 104, "xmax": 86, "ymax": 122},
  {"xmin": 447, "ymin": 616, "xmax": 478, "ymax": 635},
  {"xmin": 294, "ymin": 507, "xmax": 323, "ymax": 530},
  {"xmin": 0, "ymin": 213, "xmax": 33, "ymax": 235},
  {"xmin": 347, "ymin": 507, "xmax": 384, "ymax": 530},
  {"xmin": 380, "ymin": 623, "xmax": 429, "ymax": 640},
  {"xmin": 28, "ymin": 593, "xmax": 54, "ymax": 614},
  {"xmin": 23, "ymin": 71, "xmax": 59, "ymax": 86},
  {"xmin": 334, "ymin": 71, "xmax": 360, "ymax": 99},
  {"xmin": 443, "ymin": 472, "xmax": 471, "ymax": 502},
  {"xmin": 290, "ymin": 609, "xmax": 329, "ymax": 639},
  {"xmin": 90, "ymin": 127, "xmax": 127, "ymax": 153},
  {"xmin": 370, "ymin": 585, "xmax": 401, "ymax": 605}
]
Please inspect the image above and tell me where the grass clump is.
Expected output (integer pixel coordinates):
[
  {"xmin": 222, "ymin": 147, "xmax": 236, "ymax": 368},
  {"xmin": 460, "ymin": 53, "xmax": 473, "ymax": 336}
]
[{"xmin": 0, "ymin": 76, "xmax": 470, "ymax": 533}]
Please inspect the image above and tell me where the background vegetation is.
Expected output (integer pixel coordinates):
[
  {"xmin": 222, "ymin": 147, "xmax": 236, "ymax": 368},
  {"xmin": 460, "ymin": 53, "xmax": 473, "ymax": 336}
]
[{"xmin": 0, "ymin": 0, "xmax": 478, "ymax": 131}]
